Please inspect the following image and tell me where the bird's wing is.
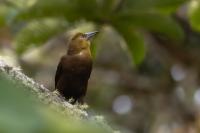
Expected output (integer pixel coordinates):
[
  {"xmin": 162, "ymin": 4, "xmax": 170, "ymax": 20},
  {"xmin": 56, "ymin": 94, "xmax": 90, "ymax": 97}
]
[{"xmin": 55, "ymin": 58, "xmax": 63, "ymax": 88}]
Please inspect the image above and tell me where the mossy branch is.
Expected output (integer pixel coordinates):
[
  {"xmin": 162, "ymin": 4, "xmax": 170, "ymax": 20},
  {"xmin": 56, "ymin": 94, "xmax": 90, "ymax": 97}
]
[{"xmin": 0, "ymin": 59, "xmax": 88, "ymax": 118}]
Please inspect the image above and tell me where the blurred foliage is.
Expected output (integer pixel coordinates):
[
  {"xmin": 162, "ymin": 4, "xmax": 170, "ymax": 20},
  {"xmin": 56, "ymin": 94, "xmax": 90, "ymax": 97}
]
[
  {"xmin": 114, "ymin": 24, "xmax": 146, "ymax": 65},
  {"xmin": 2, "ymin": 0, "xmax": 200, "ymax": 132},
  {"xmin": 0, "ymin": 0, "xmax": 190, "ymax": 65},
  {"xmin": 15, "ymin": 18, "xmax": 68, "ymax": 54},
  {"xmin": 189, "ymin": 0, "xmax": 200, "ymax": 31},
  {"xmin": 0, "ymin": 5, "xmax": 11, "ymax": 27},
  {"xmin": 0, "ymin": 74, "xmax": 112, "ymax": 133}
]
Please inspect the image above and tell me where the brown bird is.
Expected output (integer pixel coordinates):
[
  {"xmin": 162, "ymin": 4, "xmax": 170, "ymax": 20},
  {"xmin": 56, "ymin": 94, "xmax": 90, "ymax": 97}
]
[{"xmin": 55, "ymin": 31, "xmax": 98, "ymax": 104}]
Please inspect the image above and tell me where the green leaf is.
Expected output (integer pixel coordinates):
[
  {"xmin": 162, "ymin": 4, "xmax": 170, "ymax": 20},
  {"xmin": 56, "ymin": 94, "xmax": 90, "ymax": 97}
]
[
  {"xmin": 0, "ymin": 75, "xmax": 43, "ymax": 133},
  {"xmin": 0, "ymin": 7, "xmax": 7, "ymax": 27},
  {"xmin": 0, "ymin": 74, "xmax": 112, "ymax": 133},
  {"xmin": 122, "ymin": 0, "xmax": 187, "ymax": 14},
  {"xmin": 114, "ymin": 13, "xmax": 184, "ymax": 41},
  {"xmin": 90, "ymin": 39, "xmax": 97, "ymax": 58},
  {"xmin": 90, "ymin": 33, "xmax": 101, "ymax": 58},
  {"xmin": 15, "ymin": 18, "xmax": 68, "ymax": 54},
  {"xmin": 5, "ymin": 0, "xmax": 33, "ymax": 9},
  {"xmin": 188, "ymin": 0, "xmax": 200, "ymax": 31},
  {"xmin": 14, "ymin": 0, "xmax": 100, "ymax": 22},
  {"xmin": 114, "ymin": 25, "xmax": 146, "ymax": 65},
  {"xmin": 14, "ymin": 0, "xmax": 72, "ymax": 21},
  {"xmin": 126, "ymin": 32, "xmax": 146, "ymax": 65},
  {"xmin": 0, "ymin": 5, "xmax": 11, "ymax": 27}
]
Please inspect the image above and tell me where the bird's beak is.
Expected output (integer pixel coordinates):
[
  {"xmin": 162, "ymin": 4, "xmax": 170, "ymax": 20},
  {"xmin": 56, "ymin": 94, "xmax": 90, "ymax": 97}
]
[{"xmin": 84, "ymin": 31, "xmax": 98, "ymax": 40}]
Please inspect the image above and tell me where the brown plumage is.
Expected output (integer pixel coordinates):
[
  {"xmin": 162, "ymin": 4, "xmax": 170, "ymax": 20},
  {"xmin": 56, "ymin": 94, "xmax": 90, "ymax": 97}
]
[{"xmin": 55, "ymin": 31, "xmax": 98, "ymax": 104}]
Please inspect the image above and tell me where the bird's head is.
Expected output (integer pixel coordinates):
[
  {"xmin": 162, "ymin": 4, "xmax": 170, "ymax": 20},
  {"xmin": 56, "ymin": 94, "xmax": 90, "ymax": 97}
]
[{"xmin": 67, "ymin": 31, "xmax": 98, "ymax": 55}]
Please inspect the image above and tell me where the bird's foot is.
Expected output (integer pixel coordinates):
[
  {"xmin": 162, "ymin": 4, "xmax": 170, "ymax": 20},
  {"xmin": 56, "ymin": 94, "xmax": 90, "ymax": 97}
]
[
  {"xmin": 78, "ymin": 103, "xmax": 89, "ymax": 110},
  {"xmin": 52, "ymin": 90, "xmax": 60, "ymax": 95}
]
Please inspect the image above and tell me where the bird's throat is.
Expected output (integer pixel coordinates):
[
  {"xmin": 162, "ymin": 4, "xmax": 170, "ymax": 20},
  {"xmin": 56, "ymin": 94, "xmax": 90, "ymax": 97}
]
[{"xmin": 67, "ymin": 48, "xmax": 91, "ymax": 57}]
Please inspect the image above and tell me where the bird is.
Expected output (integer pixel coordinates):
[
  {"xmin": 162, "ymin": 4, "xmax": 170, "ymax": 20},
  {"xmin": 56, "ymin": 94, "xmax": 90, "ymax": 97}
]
[{"xmin": 55, "ymin": 31, "xmax": 98, "ymax": 104}]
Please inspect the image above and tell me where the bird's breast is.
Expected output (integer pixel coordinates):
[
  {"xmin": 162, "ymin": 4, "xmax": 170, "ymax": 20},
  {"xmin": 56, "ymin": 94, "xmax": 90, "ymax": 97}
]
[{"xmin": 62, "ymin": 53, "xmax": 92, "ymax": 76}]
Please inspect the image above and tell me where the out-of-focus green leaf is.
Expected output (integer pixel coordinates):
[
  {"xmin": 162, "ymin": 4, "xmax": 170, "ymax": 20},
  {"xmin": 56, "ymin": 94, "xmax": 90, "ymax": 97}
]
[
  {"xmin": 0, "ymin": 5, "xmax": 10, "ymax": 27},
  {"xmin": 15, "ymin": 18, "xmax": 68, "ymax": 54},
  {"xmin": 15, "ymin": 0, "xmax": 72, "ymax": 21},
  {"xmin": 99, "ymin": 0, "xmax": 116, "ymax": 13},
  {"xmin": 0, "ymin": 75, "xmax": 44, "ymax": 133},
  {"xmin": 0, "ymin": 0, "xmax": 36, "ymax": 27},
  {"xmin": 113, "ymin": 13, "xmax": 184, "ymax": 41},
  {"xmin": 90, "ymin": 38, "xmax": 97, "ymax": 58},
  {"xmin": 70, "ymin": 0, "xmax": 99, "ymax": 20},
  {"xmin": 5, "ymin": 0, "xmax": 36, "ymax": 9},
  {"xmin": 14, "ymin": 0, "xmax": 100, "ymax": 22},
  {"xmin": 0, "ymin": 8, "xmax": 6, "ymax": 27},
  {"xmin": 122, "ymin": 0, "xmax": 187, "ymax": 14},
  {"xmin": 188, "ymin": 0, "xmax": 200, "ymax": 31},
  {"xmin": 0, "ymin": 74, "xmax": 112, "ymax": 133},
  {"xmin": 90, "ymin": 34, "xmax": 102, "ymax": 58},
  {"xmin": 114, "ymin": 25, "xmax": 146, "ymax": 65}
]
